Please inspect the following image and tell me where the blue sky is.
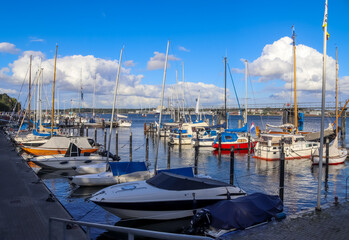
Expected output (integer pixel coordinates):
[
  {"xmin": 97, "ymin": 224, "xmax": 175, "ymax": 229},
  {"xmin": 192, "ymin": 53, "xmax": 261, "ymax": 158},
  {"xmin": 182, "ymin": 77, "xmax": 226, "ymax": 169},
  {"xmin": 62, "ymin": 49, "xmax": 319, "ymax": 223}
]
[{"xmin": 1, "ymin": 0, "xmax": 349, "ymax": 109}]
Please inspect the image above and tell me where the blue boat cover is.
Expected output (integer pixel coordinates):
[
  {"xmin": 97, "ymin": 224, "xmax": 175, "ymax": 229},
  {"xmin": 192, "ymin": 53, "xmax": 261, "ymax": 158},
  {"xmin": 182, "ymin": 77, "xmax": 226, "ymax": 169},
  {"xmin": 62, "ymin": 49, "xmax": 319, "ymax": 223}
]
[
  {"xmin": 33, "ymin": 129, "xmax": 56, "ymax": 136},
  {"xmin": 205, "ymin": 192, "xmax": 283, "ymax": 230},
  {"xmin": 213, "ymin": 132, "xmax": 238, "ymax": 144},
  {"xmin": 157, "ymin": 167, "xmax": 194, "ymax": 177},
  {"xmin": 109, "ymin": 162, "xmax": 148, "ymax": 176},
  {"xmin": 20, "ymin": 123, "xmax": 29, "ymax": 131},
  {"xmin": 225, "ymin": 123, "xmax": 247, "ymax": 133}
]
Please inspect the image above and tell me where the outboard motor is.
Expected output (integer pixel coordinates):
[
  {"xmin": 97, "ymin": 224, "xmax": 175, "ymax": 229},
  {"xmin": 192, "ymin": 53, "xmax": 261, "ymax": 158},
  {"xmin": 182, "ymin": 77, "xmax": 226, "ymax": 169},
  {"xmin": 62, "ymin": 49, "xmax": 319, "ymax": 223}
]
[
  {"xmin": 186, "ymin": 209, "xmax": 212, "ymax": 235},
  {"xmin": 98, "ymin": 151, "xmax": 120, "ymax": 161}
]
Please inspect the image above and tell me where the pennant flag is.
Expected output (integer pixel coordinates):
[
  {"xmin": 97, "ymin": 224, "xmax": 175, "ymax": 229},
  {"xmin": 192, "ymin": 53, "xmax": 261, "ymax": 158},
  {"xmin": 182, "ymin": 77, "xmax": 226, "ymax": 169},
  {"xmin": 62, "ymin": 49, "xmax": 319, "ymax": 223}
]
[{"xmin": 250, "ymin": 122, "xmax": 256, "ymax": 133}]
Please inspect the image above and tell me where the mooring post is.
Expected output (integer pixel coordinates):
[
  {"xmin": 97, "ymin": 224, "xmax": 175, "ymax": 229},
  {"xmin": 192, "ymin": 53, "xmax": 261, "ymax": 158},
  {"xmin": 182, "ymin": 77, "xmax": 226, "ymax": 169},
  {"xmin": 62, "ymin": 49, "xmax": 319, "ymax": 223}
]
[
  {"xmin": 248, "ymin": 134, "xmax": 251, "ymax": 161},
  {"xmin": 104, "ymin": 128, "xmax": 107, "ymax": 150},
  {"xmin": 230, "ymin": 146, "xmax": 235, "ymax": 185},
  {"xmin": 179, "ymin": 130, "xmax": 182, "ymax": 151},
  {"xmin": 325, "ymin": 137, "xmax": 329, "ymax": 190},
  {"xmin": 144, "ymin": 122, "xmax": 147, "ymax": 135},
  {"xmin": 86, "ymin": 126, "xmax": 88, "ymax": 137},
  {"xmin": 80, "ymin": 124, "xmax": 84, "ymax": 136},
  {"xmin": 94, "ymin": 127, "xmax": 97, "ymax": 143},
  {"xmin": 279, "ymin": 136, "xmax": 285, "ymax": 202},
  {"xmin": 129, "ymin": 131, "xmax": 132, "ymax": 162},
  {"xmin": 167, "ymin": 142, "xmax": 171, "ymax": 169},
  {"xmin": 194, "ymin": 130, "xmax": 199, "ymax": 175},
  {"xmin": 115, "ymin": 130, "xmax": 118, "ymax": 157},
  {"xmin": 341, "ymin": 110, "xmax": 346, "ymax": 145},
  {"xmin": 164, "ymin": 129, "xmax": 167, "ymax": 142},
  {"xmin": 146, "ymin": 134, "xmax": 149, "ymax": 162},
  {"xmin": 218, "ymin": 132, "xmax": 222, "ymax": 159}
]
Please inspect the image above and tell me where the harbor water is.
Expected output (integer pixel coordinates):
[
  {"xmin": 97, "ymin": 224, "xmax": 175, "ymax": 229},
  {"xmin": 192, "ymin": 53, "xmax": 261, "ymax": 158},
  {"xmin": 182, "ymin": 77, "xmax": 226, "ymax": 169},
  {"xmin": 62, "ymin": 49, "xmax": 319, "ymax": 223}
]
[{"xmin": 37, "ymin": 114, "xmax": 349, "ymax": 239}]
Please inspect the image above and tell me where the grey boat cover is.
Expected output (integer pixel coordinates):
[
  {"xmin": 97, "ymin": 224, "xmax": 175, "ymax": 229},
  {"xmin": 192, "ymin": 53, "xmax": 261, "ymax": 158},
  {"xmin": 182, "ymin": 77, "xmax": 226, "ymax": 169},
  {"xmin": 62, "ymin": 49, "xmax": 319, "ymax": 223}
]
[
  {"xmin": 206, "ymin": 192, "xmax": 283, "ymax": 230},
  {"xmin": 146, "ymin": 172, "xmax": 231, "ymax": 191}
]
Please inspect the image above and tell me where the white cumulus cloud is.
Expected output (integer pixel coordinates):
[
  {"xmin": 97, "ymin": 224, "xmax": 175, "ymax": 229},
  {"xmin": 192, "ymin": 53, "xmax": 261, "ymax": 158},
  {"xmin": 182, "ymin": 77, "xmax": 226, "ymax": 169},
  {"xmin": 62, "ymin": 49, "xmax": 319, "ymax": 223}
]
[
  {"xmin": 0, "ymin": 42, "xmax": 20, "ymax": 54},
  {"xmin": 238, "ymin": 36, "xmax": 346, "ymax": 102},
  {"xmin": 178, "ymin": 46, "xmax": 190, "ymax": 52},
  {"xmin": 0, "ymin": 51, "xmax": 225, "ymax": 108},
  {"xmin": 147, "ymin": 51, "xmax": 181, "ymax": 70}
]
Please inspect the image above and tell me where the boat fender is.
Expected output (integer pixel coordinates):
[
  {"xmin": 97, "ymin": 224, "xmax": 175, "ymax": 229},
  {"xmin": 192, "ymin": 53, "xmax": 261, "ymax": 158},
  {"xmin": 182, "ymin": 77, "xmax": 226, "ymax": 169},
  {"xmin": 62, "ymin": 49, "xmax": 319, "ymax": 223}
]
[
  {"xmin": 60, "ymin": 161, "xmax": 69, "ymax": 165},
  {"xmin": 275, "ymin": 212, "xmax": 286, "ymax": 220}
]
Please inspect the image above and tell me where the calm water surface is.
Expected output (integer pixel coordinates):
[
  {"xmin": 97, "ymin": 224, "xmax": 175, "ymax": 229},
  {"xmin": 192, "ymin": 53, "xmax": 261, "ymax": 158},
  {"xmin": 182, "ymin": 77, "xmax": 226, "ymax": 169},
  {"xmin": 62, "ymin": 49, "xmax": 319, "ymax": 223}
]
[{"xmin": 39, "ymin": 114, "xmax": 349, "ymax": 238}]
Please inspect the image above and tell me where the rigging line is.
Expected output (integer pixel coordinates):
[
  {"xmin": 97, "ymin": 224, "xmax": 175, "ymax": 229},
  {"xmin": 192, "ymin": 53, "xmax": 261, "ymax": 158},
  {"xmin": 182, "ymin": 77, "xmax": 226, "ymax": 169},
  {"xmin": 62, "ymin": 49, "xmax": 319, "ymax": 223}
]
[
  {"xmin": 227, "ymin": 63, "xmax": 243, "ymax": 120},
  {"xmin": 246, "ymin": 65, "xmax": 265, "ymax": 128},
  {"xmin": 10, "ymin": 66, "xmax": 30, "ymax": 121}
]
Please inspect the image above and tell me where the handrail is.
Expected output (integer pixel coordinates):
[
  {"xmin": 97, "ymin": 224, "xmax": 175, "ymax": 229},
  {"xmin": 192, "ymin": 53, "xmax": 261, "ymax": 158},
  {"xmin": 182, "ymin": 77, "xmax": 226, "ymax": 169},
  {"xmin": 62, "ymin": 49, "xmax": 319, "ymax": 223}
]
[{"xmin": 49, "ymin": 217, "xmax": 214, "ymax": 240}]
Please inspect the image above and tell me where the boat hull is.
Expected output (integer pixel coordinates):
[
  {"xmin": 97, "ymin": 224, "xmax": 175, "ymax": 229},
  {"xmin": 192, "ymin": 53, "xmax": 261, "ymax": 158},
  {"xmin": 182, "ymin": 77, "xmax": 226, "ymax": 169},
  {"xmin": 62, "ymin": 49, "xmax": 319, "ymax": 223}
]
[
  {"xmin": 31, "ymin": 155, "xmax": 110, "ymax": 169},
  {"xmin": 212, "ymin": 141, "xmax": 257, "ymax": 150},
  {"xmin": 22, "ymin": 147, "xmax": 98, "ymax": 156},
  {"xmin": 90, "ymin": 179, "xmax": 246, "ymax": 220},
  {"xmin": 71, "ymin": 171, "xmax": 151, "ymax": 187}
]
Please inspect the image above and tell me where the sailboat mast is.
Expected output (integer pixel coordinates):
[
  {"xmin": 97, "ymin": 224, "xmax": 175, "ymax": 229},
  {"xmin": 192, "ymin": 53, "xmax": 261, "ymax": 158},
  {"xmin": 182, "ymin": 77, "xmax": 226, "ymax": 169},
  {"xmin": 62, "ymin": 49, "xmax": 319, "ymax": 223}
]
[
  {"xmin": 154, "ymin": 41, "xmax": 170, "ymax": 174},
  {"xmin": 293, "ymin": 27, "xmax": 298, "ymax": 133},
  {"xmin": 28, "ymin": 55, "xmax": 32, "ymax": 126},
  {"xmin": 107, "ymin": 47, "xmax": 124, "ymax": 160},
  {"xmin": 182, "ymin": 62, "xmax": 185, "ymax": 121},
  {"xmin": 244, "ymin": 60, "xmax": 248, "ymax": 125},
  {"xmin": 176, "ymin": 69, "xmax": 180, "ymax": 121},
  {"xmin": 316, "ymin": 0, "xmax": 328, "ymax": 211},
  {"xmin": 335, "ymin": 47, "xmax": 338, "ymax": 137},
  {"xmin": 224, "ymin": 57, "xmax": 227, "ymax": 128},
  {"xmin": 51, "ymin": 45, "xmax": 58, "ymax": 136}
]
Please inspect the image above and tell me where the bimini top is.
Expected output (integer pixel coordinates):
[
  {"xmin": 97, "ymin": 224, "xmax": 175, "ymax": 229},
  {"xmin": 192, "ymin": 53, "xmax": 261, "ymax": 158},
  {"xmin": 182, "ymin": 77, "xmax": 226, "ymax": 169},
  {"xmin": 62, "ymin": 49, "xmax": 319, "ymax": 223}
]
[{"xmin": 146, "ymin": 172, "xmax": 231, "ymax": 191}]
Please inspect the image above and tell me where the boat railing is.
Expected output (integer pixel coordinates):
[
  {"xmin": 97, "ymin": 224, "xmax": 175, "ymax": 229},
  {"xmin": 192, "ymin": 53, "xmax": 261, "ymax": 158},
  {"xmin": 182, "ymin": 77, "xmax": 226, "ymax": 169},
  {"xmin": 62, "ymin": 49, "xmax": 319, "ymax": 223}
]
[{"xmin": 49, "ymin": 217, "xmax": 214, "ymax": 240}]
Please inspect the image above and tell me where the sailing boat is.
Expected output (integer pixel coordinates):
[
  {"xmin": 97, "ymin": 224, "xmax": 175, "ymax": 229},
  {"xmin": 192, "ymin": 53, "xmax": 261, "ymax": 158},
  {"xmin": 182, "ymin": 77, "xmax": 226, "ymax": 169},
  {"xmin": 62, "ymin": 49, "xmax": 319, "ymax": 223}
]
[
  {"xmin": 212, "ymin": 59, "xmax": 257, "ymax": 150},
  {"xmin": 254, "ymin": 28, "xmax": 319, "ymax": 161},
  {"xmin": 71, "ymin": 47, "xmax": 150, "ymax": 187},
  {"xmin": 312, "ymin": 47, "xmax": 348, "ymax": 165}
]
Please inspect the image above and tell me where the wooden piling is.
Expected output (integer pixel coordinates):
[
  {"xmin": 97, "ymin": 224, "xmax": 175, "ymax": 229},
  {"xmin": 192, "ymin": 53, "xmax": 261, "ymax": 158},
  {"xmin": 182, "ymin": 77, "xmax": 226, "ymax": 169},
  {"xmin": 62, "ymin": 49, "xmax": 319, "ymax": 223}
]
[
  {"xmin": 104, "ymin": 129, "xmax": 107, "ymax": 150},
  {"xmin": 218, "ymin": 132, "xmax": 222, "ymax": 159},
  {"xmin": 94, "ymin": 127, "xmax": 97, "ymax": 143},
  {"xmin": 325, "ymin": 137, "xmax": 329, "ymax": 189},
  {"xmin": 115, "ymin": 130, "xmax": 118, "ymax": 157},
  {"xmin": 230, "ymin": 146, "xmax": 235, "ymax": 185},
  {"xmin": 167, "ymin": 143, "xmax": 171, "ymax": 169},
  {"xmin": 129, "ymin": 132, "xmax": 132, "ymax": 161},
  {"xmin": 146, "ymin": 135, "xmax": 149, "ymax": 162},
  {"xmin": 279, "ymin": 136, "xmax": 285, "ymax": 202}
]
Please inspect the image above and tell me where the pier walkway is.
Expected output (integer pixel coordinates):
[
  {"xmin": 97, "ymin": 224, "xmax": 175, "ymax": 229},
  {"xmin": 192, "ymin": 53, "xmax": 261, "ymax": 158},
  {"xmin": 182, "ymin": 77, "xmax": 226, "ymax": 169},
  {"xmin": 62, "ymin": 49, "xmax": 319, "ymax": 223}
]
[
  {"xmin": 0, "ymin": 130, "xmax": 87, "ymax": 240},
  {"xmin": 224, "ymin": 201, "xmax": 349, "ymax": 240}
]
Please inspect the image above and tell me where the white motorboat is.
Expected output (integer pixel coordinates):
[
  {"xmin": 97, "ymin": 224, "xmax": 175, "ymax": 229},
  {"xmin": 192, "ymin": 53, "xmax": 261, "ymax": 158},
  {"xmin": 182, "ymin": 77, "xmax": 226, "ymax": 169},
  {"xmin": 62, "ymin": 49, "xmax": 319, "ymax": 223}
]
[
  {"xmin": 90, "ymin": 171, "xmax": 246, "ymax": 220},
  {"xmin": 30, "ymin": 143, "xmax": 114, "ymax": 169},
  {"xmin": 169, "ymin": 121, "xmax": 208, "ymax": 145},
  {"xmin": 71, "ymin": 161, "xmax": 151, "ymax": 187},
  {"xmin": 118, "ymin": 119, "xmax": 132, "ymax": 127},
  {"xmin": 191, "ymin": 129, "xmax": 218, "ymax": 147},
  {"xmin": 253, "ymin": 134, "xmax": 319, "ymax": 161},
  {"xmin": 312, "ymin": 137, "xmax": 348, "ymax": 165}
]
